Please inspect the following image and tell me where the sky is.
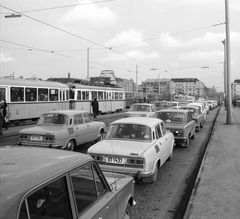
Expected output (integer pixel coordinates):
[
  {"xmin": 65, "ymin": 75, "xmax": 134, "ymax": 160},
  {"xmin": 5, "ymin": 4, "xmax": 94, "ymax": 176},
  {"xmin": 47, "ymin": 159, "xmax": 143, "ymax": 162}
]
[{"xmin": 1, "ymin": 0, "xmax": 240, "ymax": 92}]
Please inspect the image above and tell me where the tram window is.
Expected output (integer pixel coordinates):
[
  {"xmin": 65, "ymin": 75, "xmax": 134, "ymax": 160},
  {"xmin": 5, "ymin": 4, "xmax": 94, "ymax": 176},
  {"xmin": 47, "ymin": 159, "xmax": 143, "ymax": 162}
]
[
  {"xmin": 92, "ymin": 91, "xmax": 97, "ymax": 100},
  {"xmin": 77, "ymin": 91, "xmax": 81, "ymax": 100},
  {"xmin": 38, "ymin": 88, "xmax": 48, "ymax": 101},
  {"xmin": 11, "ymin": 87, "xmax": 24, "ymax": 102},
  {"xmin": 25, "ymin": 87, "xmax": 37, "ymax": 102},
  {"xmin": 0, "ymin": 88, "xmax": 6, "ymax": 101},
  {"xmin": 115, "ymin": 92, "xmax": 118, "ymax": 100},
  {"xmin": 98, "ymin": 91, "xmax": 103, "ymax": 100},
  {"xmin": 69, "ymin": 90, "xmax": 75, "ymax": 99},
  {"xmin": 62, "ymin": 90, "xmax": 65, "ymax": 101},
  {"xmin": 119, "ymin": 92, "xmax": 123, "ymax": 100},
  {"xmin": 104, "ymin": 92, "xmax": 106, "ymax": 100},
  {"xmin": 82, "ymin": 91, "xmax": 89, "ymax": 100},
  {"xmin": 50, "ymin": 89, "xmax": 59, "ymax": 101},
  {"xmin": 66, "ymin": 90, "xmax": 69, "ymax": 100}
]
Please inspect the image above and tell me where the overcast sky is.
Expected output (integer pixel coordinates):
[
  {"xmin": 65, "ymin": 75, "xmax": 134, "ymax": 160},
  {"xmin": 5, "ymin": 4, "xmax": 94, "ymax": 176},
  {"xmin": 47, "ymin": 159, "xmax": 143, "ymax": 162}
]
[{"xmin": 1, "ymin": 0, "xmax": 240, "ymax": 92}]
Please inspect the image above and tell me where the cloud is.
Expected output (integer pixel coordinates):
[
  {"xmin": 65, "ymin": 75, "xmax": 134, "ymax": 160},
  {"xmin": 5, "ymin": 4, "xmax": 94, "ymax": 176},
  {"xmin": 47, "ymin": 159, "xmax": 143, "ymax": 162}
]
[
  {"xmin": 0, "ymin": 52, "xmax": 15, "ymax": 63},
  {"xmin": 159, "ymin": 31, "xmax": 240, "ymax": 48},
  {"xmin": 177, "ymin": 50, "xmax": 223, "ymax": 62},
  {"xmin": 105, "ymin": 29, "xmax": 148, "ymax": 47},
  {"xmin": 59, "ymin": 0, "xmax": 118, "ymax": 28},
  {"xmin": 102, "ymin": 50, "xmax": 160, "ymax": 61}
]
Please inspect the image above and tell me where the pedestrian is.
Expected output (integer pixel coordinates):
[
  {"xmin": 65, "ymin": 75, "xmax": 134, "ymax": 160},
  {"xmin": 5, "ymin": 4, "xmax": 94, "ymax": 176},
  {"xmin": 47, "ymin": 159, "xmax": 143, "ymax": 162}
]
[
  {"xmin": 1, "ymin": 100, "xmax": 8, "ymax": 130},
  {"xmin": 0, "ymin": 108, "xmax": 3, "ymax": 135},
  {"xmin": 91, "ymin": 98, "xmax": 99, "ymax": 118}
]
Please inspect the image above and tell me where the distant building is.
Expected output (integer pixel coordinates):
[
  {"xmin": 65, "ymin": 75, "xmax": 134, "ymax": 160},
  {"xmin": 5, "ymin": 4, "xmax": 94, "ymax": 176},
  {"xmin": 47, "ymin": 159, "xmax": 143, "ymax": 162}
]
[
  {"xmin": 232, "ymin": 79, "xmax": 240, "ymax": 100},
  {"xmin": 171, "ymin": 78, "xmax": 205, "ymax": 99}
]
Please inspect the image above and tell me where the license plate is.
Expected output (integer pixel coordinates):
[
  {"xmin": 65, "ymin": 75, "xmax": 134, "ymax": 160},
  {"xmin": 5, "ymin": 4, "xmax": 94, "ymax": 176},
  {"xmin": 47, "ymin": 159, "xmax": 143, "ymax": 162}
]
[
  {"xmin": 31, "ymin": 136, "xmax": 42, "ymax": 141},
  {"xmin": 107, "ymin": 156, "xmax": 124, "ymax": 164}
]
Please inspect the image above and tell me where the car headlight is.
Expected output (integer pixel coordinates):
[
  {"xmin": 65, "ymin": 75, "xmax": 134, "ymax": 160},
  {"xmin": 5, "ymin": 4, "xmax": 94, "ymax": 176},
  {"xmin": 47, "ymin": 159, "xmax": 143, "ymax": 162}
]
[{"xmin": 174, "ymin": 130, "xmax": 183, "ymax": 136}]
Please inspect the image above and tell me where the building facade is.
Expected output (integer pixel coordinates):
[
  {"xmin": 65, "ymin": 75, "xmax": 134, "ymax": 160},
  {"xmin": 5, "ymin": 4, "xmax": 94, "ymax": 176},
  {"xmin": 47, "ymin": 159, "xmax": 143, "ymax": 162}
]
[{"xmin": 232, "ymin": 79, "xmax": 240, "ymax": 100}]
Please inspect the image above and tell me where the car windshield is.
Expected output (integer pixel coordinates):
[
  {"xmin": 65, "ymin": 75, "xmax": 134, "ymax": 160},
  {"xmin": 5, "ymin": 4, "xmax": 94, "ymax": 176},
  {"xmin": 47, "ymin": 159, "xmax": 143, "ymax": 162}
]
[
  {"xmin": 156, "ymin": 112, "xmax": 186, "ymax": 123},
  {"xmin": 129, "ymin": 105, "xmax": 150, "ymax": 112},
  {"xmin": 105, "ymin": 124, "xmax": 152, "ymax": 141},
  {"xmin": 38, "ymin": 113, "xmax": 69, "ymax": 125}
]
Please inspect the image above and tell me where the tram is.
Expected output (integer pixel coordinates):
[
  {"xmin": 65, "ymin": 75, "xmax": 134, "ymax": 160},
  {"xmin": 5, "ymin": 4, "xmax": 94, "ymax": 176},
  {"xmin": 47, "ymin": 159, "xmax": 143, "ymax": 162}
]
[
  {"xmin": 0, "ymin": 77, "xmax": 69, "ymax": 125},
  {"xmin": 68, "ymin": 82, "xmax": 125, "ymax": 114}
]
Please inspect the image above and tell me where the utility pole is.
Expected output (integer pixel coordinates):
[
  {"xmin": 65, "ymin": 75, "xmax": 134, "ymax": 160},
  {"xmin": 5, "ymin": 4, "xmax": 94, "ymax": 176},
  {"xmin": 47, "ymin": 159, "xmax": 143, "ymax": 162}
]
[
  {"xmin": 87, "ymin": 47, "xmax": 89, "ymax": 84},
  {"xmin": 222, "ymin": 40, "xmax": 227, "ymax": 110},
  {"xmin": 136, "ymin": 65, "xmax": 138, "ymax": 93},
  {"xmin": 225, "ymin": 0, "xmax": 233, "ymax": 124}
]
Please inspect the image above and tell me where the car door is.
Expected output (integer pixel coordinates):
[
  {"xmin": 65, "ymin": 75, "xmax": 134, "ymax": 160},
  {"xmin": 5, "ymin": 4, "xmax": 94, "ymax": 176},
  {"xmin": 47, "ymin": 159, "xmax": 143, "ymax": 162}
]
[
  {"xmin": 70, "ymin": 162, "xmax": 118, "ymax": 219},
  {"xmin": 82, "ymin": 112, "xmax": 99, "ymax": 141},
  {"xmin": 155, "ymin": 123, "xmax": 168, "ymax": 163},
  {"xmin": 74, "ymin": 113, "xmax": 88, "ymax": 144},
  {"xmin": 187, "ymin": 112, "xmax": 195, "ymax": 135}
]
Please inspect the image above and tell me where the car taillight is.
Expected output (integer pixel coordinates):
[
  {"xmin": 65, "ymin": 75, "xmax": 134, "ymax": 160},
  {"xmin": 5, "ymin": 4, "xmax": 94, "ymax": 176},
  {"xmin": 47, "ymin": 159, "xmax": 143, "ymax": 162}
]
[
  {"xmin": 127, "ymin": 159, "xmax": 144, "ymax": 165},
  {"xmin": 92, "ymin": 156, "xmax": 104, "ymax": 161}
]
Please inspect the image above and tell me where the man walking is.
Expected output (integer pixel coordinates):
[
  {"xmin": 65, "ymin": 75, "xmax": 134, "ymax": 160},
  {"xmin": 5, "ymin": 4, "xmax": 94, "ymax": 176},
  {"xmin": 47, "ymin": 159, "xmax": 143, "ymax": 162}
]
[{"xmin": 91, "ymin": 98, "xmax": 99, "ymax": 118}]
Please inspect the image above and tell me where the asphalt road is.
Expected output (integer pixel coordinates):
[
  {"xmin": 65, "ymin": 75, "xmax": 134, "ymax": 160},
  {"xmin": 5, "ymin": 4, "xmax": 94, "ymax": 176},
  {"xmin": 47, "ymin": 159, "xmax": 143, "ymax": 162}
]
[{"xmin": 0, "ymin": 108, "xmax": 219, "ymax": 219}]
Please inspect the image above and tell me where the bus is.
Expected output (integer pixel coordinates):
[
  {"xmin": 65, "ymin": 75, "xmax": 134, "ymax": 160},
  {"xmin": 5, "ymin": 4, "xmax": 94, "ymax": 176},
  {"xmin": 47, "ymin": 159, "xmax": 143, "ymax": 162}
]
[
  {"xmin": 68, "ymin": 82, "xmax": 125, "ymax": 114},
  {"xmin": 0, "ymin": 77, "xmax": 69, "ymax": 125}
]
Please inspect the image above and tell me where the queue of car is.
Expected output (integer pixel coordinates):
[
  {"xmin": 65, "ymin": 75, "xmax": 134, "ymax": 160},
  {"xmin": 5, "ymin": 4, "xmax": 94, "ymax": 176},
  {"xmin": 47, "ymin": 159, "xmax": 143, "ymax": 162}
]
[{"xmin": 0, "ymin": 99, "xmax": 217, "ymax": 219}]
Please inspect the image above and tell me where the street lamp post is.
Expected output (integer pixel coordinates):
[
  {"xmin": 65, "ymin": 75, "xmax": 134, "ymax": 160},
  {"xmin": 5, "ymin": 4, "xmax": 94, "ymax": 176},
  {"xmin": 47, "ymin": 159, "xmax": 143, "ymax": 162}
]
[{"xmin": 225, "ymin": 0, "xmax": 233, "ymax": 124}]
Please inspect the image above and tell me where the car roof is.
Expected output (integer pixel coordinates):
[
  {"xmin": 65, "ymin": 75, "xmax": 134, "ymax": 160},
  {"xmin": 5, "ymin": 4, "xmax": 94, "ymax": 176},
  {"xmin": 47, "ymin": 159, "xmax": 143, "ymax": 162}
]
[
  {"xmin": 110, "ymin": 117, "xmax": 162, "ymax": 127},
  {"xmin": 131, "ymin": 103, "xmax": 154, "ymax": 106},
  {"xmin": 179, "ymin": 105, "xmax": 199, "ymax": 110},
  {"xmin": 42, "ymin": 110, "xmax": 88, "ymax": 116},
  {"xmin": 156, "ymin": 109, "xmax": 190, "ymax": 114},
  {"xmin": 0, "ymin": 147, "xmax": 93, "ymax": 217}
]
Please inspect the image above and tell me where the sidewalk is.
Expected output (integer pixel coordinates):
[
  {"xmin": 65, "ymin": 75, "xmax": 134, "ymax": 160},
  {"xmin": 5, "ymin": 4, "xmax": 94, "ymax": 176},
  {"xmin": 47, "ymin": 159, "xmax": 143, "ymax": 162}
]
[{"xmin": 184, "ymin": 106, "xmax": 240, "ymax": 219}]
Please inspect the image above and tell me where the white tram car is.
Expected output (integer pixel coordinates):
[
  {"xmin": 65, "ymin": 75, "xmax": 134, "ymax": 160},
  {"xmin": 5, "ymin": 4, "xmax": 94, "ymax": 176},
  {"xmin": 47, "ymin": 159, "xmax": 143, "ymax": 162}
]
[
  {"xmin": 0, "ymin": 77, "xmax": 69, "ymax": 125},
  {"xmin": 68, "ymin": 82, "xmax": 125, "ymax": 114}
]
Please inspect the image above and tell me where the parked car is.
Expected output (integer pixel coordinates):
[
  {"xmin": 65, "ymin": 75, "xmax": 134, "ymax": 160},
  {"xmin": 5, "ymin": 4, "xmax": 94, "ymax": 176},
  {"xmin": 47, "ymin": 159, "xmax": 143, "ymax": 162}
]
[
  {"xmin": 188, "ymin": 102, "xmax": 207, "ymax": 120},
  {"xmin": 87, "ymin": 117, "xmax": 175, "ymax": 183},
  {"xmin": 179, "ymin": 105, "xmax": 204, "ymax": 132},
  {"xmin": 18, "ymin": 110, "xmax": 106, "ymax": 151},
  {"xmin": 154, "ymin": 109, "xmax": 196, "ymax": 147},
  {"xmin": 0, "ymin": 147, "xmax": 135, "ymax": 219},
  {"xmin": 152, "ymin": 101, "xmax": 173, "ymax": 110},
  {"xmin": 124, "ymin": 103, "xmax": 157, "ymax": 118}
]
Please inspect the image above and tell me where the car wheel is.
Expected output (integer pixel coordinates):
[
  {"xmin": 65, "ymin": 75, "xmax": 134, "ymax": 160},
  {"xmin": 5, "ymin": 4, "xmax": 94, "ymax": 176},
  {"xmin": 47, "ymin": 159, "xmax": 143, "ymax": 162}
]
[
  {"xmin": 122, "ymin": 203, "xmax": 132, "ymax": 219},
  {"xmin": 142, "ymin": 163, "xmax": 158, "ymax": 183},
  {"xmin": 200, "ymin": 121, "xmax": 204, "ymax": 128},
  {"xmin": 66, "ymin": 140, "xmax": 75, "ymax": 151},
  {"xmin": 95, "ymin": 131, "xmax": 103, "ymax": 143},
  {"xmin": 191, "ymin": 132, "xmax": 195, "ymax": 139},
  {"xmin": 182, "ymin": 136, "xmax": 190, "ymax": 147}
]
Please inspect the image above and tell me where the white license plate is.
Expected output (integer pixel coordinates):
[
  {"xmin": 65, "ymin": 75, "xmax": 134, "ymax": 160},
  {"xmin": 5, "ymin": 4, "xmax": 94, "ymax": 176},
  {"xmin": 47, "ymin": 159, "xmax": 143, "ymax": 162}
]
[
  {"xmin": 31, "ymin": 136, "xmax": 42, "ymax": 141},
  {"xmin": 107, "ymin": 156, "xmax": 124, "ymax": 164}
]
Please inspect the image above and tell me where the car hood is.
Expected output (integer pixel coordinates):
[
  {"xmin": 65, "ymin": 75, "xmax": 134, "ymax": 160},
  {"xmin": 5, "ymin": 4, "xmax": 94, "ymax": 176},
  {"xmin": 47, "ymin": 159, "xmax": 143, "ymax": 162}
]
[
  {"xmin": 88, "ymin": 140, "xmax": 151, "ymax": 157},
  {"xmin": 19, "ymin": 125, "xmax": 68, "ymax": 135},
  {"xmin": 124, "ymin": 112, "xmax": 152, "ymax": 117}
]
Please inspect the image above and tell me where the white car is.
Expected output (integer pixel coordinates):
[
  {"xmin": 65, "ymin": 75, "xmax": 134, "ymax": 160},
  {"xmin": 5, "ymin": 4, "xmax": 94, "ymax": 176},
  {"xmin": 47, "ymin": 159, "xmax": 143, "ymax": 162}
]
[
  {"xmin": 18, "ymin": 110, "xmax": 106, "ymax": 151},
  {"xmin": 124, "ymin": 103, "xmax": 157, "ymax": 117},
  {"xmin": 87, "ymin": 117, "xmax": 175, "ymax": 183}
]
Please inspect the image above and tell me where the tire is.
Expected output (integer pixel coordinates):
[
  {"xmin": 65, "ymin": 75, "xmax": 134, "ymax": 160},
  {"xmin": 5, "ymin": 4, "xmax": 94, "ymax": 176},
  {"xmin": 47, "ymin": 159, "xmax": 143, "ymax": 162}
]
[
  {"xmin": 65, "ymin": 140, "xmax": 75, "ymax": 151},
  {"xmin": 142, "ymin": 163, "xmax": 158, "ymax": 183},
  {"xmin": 182, "ymin": 136, "xmax": 190, "ymax": 147},
  {"xmin": 191, "ymin": 132, "xmax": 195, "ymax": 139},
  {"xmin": 95, "ymin": 131, "xmax": 103, "ymax": 143},
  {"xmin": 122, "ymin": 203, "xmax": 132, "ymax": 219}
]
